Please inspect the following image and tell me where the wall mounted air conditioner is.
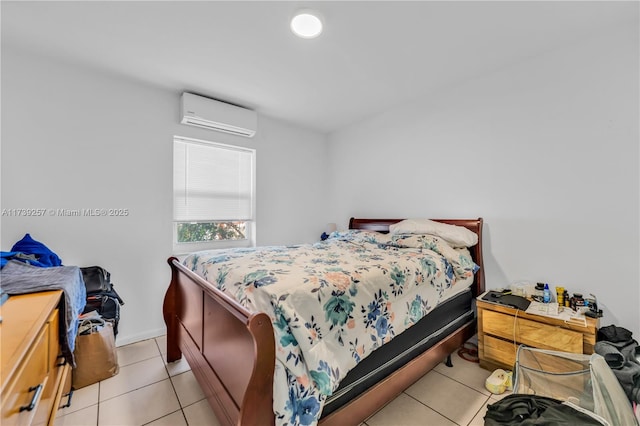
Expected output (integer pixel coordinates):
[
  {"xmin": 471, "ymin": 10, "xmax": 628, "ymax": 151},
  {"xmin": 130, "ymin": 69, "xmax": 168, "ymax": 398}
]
[{"xmin": 181, "ymin": 92, "xmax": 257, "ymax": 137}]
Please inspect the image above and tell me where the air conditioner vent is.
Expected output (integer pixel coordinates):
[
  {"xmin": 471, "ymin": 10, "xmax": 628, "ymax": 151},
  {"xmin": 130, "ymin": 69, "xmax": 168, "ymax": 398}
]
[{"xmin": 181, "ymin": 93, "xmax": 257, "ymax": 137}]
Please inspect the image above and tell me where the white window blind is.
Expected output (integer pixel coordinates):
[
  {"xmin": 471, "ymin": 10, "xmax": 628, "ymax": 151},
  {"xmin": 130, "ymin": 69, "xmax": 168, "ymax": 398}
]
[{"xmin": 173, "ymin": 138, "xmax": 255, "ymax": 222}]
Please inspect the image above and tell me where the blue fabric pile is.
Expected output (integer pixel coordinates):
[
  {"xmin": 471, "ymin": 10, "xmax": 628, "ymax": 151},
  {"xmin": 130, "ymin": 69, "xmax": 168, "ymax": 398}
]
[
  {"xmin": 1, "ymin": 233, "xmax": 63, "ymax": 268},
  {"xmin": 0, "ymin": 234, "xmax": 86, "ymax": 366}
]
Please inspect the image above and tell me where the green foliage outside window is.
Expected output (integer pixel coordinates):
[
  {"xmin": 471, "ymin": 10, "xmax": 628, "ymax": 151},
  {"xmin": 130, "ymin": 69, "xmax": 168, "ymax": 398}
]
[{"xmin": 177, "ymin": 222, "xmax": 246, "ymax": 243}]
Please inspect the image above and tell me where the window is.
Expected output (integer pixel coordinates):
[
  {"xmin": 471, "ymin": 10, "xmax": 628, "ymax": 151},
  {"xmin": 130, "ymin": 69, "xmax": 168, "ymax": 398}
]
[{"xmin": 173, "ymin": 136, "xmax": 255, "ymax": 253}]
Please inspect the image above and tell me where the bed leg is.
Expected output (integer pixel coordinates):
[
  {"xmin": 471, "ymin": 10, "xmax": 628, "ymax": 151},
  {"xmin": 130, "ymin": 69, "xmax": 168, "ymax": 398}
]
[
  {"xmin": 165, "ymin": 315, "xmax": 182, "ymax": 362},
  {"xmin": 164, "ymin": 257, "xmax": 183, "ymax": 363},
  {"xmin": 444, "ymin": 354, "xmax": 453, "ymax": 367}
]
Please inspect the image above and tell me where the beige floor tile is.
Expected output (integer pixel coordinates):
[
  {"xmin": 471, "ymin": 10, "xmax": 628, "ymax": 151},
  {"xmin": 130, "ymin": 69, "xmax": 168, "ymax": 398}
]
[
  {"xmin": 117, "ymin": 338, "xmax": 162, "ymax": 367},
  {"xmin": 156, "ymin": 334, "xmax": 191, "ymax": 376},
  {"xmin": 183, "ymin": 399, "xmax": 221, "ymax": 426},
  {"xmin": 489, "ymin": 388, "xmax": 513, "ymax": 400},
  {"xmin": 164, "ymin": 356, "xmax": 191, "ymax": 377},
  {"xmin": 155, "ymin": 335, "xmax": 167, "ymax": 356},
  {"xmin": 366, "ymin": 393, "xmax": 457, "ymax": 426},
  {"xmin": 54, "ymin": 404, "xmax": 98, "ymax": 426},
  {"xmin": 58, "ymin": 382, "xmax": 99, "ymax": 416},
  {"xmin": 434, "ymin": 351, "xmax": 492, "ymax": 396},
  {"xmin": 91, "ymin": 334, "xmax": 514, "ymax": 426},
  {"xmin": 98, "ymin": 379, "xmax": 180, "ymax": 425},
  {"xmin": 144, "ymin": 409, "xmax": 188, "ymax": 426},
  {"xmin": 171, "ymin": 370, "xmax": 205, "ymax": 408},
  {"xmin": 406, "ymin": 370, "xmax": 490, "ymax": 426},
  {"xmin": 99, "ymin": 355, "xmax": 169, "ymax": 401}
]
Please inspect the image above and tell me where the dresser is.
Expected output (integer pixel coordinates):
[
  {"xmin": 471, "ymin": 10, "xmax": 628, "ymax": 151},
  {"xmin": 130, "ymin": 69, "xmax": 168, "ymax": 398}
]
[
  {"xmin": 0, "ymin": 290, "xmax": 72, "ymax": 426},
  {"xmin": 477, "ymin": 297, "xmax": 599, "ymax": 371}
]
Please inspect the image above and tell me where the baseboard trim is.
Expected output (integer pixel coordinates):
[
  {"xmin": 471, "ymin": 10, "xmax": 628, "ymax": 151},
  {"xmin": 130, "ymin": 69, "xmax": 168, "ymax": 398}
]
[{"xmin": 115, "ymin": 327, "xmax": 167, "ymax": 347}]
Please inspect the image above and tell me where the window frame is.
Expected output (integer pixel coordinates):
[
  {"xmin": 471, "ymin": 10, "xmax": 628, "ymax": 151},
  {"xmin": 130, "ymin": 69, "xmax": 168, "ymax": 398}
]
[{"xmin": 172, "ymin": 136, "xmax": 256, "ymax": 254}]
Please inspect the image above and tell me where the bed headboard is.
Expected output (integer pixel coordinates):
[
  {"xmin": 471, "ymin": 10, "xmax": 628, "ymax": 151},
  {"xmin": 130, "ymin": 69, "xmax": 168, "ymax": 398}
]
[{"xmin": 348, "ymin": 217, "xmax": 485, "ymax": 297}]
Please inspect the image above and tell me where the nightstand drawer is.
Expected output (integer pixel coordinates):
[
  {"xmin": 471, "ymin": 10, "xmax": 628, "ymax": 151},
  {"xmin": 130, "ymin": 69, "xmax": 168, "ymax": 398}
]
[
  {"xmin": 482, "ymin": 309, "xmax": 582, "ymax": 353},
  {"xmin": 484, "ymin": 335, "xmax": 518, "ymax": 368}
]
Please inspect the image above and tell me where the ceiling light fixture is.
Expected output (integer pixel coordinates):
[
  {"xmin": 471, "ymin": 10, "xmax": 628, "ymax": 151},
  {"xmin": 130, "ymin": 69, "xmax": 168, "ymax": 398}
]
[{"xmin": 290, "ymin": 10, "xmax": 323, "ymax": 39}]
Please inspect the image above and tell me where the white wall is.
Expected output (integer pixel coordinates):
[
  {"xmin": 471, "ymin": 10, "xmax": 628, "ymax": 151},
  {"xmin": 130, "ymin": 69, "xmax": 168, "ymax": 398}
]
[
  {"xmin": 2, "ymin": 21, "xmax": 638, "ymax": 346},
  {"xmin": 327, "ymin": 24, "xmax": 639, "ymax": 337},
  {"xmin": 1, "ymin": 46, "xmax": 328, "ymax": 345}
]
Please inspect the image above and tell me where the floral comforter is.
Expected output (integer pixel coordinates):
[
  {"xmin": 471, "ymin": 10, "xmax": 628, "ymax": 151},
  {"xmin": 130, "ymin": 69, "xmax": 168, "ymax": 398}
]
[{"xmin": 183, "ymin": 230, "xmax": 478, "ymax": 425}]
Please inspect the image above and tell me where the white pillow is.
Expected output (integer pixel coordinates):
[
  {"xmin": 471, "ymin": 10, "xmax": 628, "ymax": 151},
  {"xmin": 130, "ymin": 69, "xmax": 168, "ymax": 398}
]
[{"xmin": 388, "ymin": 219, "xmax": 478, "ymax": 247}]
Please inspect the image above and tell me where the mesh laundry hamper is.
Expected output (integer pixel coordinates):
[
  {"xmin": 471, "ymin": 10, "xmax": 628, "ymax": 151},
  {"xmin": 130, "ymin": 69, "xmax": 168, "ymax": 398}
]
[{"xmin": 513, "ymin": 346, "xmax": 638, "ymax": 426}]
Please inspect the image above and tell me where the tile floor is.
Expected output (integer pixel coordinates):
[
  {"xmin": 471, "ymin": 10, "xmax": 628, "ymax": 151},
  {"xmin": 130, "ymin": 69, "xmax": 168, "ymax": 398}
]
[{"xmin": 54, "ymin": 335, "xmax": 509, "ymax": 426}]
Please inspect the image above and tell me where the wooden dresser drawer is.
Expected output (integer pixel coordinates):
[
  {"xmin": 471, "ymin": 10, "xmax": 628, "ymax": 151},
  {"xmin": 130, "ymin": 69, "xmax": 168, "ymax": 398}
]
[
  {"xmin": 47, "ymin": 309, "xmax": 61, "ymax": 370},
  {"xmin": 1, "ymin": 325, "xmax": 49, "ymax": 425},
  {"xmin": 482, "ymin": 309, "xmax": 582, "ymax": 353},
  {"xmin": 33, "ymin": 363, "xmax": 72, "ymax": 426},
  {"xmin": 1, "ymin": 291, "xmax": 68, "ymax": 426},
  {"xmin": 33, "ymin": 309, "xmax": 68, "ymax": 426},
  {"xmin": 484, "ymin": 335, "xmax": 518, "ymax": 368}
]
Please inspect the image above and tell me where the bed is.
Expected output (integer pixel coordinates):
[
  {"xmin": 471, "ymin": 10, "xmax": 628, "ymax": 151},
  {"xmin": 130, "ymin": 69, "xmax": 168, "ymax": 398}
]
[{"xmin": 163, "ymin": 217, "xmax": 484, "ymax": 425}]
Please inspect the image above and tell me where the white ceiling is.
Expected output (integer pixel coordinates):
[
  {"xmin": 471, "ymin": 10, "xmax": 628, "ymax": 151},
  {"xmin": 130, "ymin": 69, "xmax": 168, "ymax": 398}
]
[{"xmin": 2, "ymin": 1, "xmax": 637, "ymax": 134}]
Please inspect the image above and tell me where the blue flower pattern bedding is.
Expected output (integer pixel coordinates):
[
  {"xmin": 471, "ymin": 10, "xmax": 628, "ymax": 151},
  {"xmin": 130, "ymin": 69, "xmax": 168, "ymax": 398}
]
[{"xmin": 183, "ymin": 230, "xmax": 478, "ymax": 425}]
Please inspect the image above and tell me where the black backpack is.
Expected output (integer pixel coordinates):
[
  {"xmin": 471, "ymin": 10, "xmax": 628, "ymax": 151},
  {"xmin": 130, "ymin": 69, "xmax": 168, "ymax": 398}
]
[{"xmin": 80, "ymin": 266, "xmax": 124, "ymax": 336}]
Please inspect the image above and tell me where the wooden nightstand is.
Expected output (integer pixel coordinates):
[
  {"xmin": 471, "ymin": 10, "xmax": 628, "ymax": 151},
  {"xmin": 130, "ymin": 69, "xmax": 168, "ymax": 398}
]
[{"xmin": 477, "ymin": 296, "xmax": 599, "ymax": 371}]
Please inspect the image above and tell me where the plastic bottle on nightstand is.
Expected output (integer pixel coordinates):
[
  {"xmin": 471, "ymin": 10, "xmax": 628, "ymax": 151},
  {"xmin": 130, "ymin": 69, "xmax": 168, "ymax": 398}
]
[{"xmin": 543, "ymin": 283, "xmax": 551, "ymax": 303}]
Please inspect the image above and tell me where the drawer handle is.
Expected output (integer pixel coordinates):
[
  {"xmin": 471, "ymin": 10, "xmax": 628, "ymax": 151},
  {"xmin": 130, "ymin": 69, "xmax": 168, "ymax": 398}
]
[
  {"xmin": 60, "ymin": 388, "xmax": 74, "ymax": 409},
  {"xmin": 19, "ymin": 384, "xmax": 43, "ymax": 412},
  {"xmin": 57, "ymin": 354, "xmax": 66, "ymax": 367}
]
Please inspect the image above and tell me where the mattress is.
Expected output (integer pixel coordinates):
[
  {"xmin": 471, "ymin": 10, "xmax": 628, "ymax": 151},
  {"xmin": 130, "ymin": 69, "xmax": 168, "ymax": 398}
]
[{"xmin": 322, "ymin": 288, "xmax": 474, "ymax": 417}]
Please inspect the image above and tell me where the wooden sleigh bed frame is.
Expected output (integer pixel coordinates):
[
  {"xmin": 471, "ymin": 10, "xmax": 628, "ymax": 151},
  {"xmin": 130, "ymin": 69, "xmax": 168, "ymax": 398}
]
[{"xmin": 163, "ymin": 218, "xmax": 484, "ymax": 425}]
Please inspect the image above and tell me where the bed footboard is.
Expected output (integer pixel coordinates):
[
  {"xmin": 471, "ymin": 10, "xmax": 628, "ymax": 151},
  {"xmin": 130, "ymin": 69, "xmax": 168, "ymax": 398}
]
[{"xmin": 163, "ymin": 257, "xmax": 275, "ymax": 426}]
